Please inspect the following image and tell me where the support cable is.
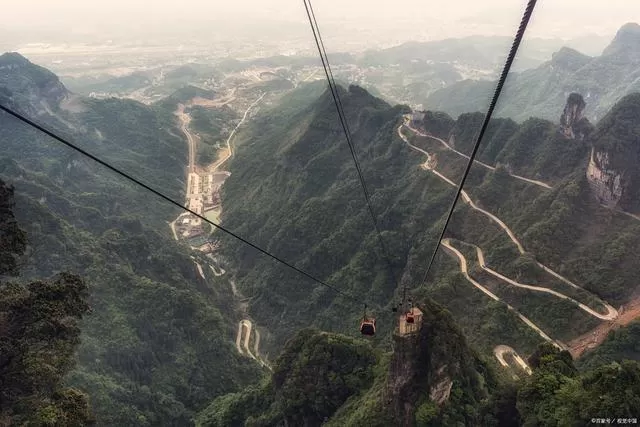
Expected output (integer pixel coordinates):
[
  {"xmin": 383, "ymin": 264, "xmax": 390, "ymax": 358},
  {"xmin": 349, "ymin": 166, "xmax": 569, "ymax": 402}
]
[
  {"xmin": 417, "ymin": 0, "xmax": 538, "ymax": 289},
  {"xmin": 303, "ymin": 0, "xmax": 402, "ymax": 305},
  {"xmin": 0, "ymin": 103, "xmax": 370, "ymax": 307}
]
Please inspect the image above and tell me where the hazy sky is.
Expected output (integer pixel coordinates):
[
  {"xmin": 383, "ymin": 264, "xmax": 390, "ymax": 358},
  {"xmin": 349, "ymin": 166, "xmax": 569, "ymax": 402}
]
[{"xmin": 4, "ymin": 0, "xmax": 640, "ymax": 49}]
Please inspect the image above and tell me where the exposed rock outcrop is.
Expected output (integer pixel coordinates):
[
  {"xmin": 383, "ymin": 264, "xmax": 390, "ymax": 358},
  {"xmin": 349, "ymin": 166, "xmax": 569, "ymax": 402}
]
[
  {"xmin": 560, "ymin": 93, "xmax": 588, "ymax": 139},
  {"xmin": 587, "ymin": 147, "xmax": 624, "ymax": 207},
  {"xmin": 586, "ymin": 93, "xmax": 640, "ymax": 211},
  {"xmin": 386, "ymin": 299, "xmax": 495, "ymax": 426},
  {"xmin": 0, "ymin": 52, "xmax": 69, "ymax": 117}
]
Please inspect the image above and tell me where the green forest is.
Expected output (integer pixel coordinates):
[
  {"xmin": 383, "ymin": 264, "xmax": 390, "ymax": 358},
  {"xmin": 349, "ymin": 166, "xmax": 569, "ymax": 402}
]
[
  {"xmin": 0, "ymin": 54, "xmax": 263, "ymax": 424},
  {"xmin": 1, "ymin": 51, "xmax": 640, "ymax": 426}
]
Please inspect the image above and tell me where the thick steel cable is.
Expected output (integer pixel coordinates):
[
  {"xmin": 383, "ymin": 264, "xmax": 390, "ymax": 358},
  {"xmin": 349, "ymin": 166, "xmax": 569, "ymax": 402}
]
[
  {"xmin": 418, "ymin": 0, "xmax": 538, "ymax": 289},
  {"xmin": 303, "ymin": 0, "xmax": 402, "ymax": 303}
]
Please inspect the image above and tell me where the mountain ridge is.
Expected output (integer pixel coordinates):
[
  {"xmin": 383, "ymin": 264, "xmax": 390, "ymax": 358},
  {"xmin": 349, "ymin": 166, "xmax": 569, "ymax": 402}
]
[
  {"xmin": 3, "ymin": 52, "xmax": 640, "ymax": 426},
  {"xmin": 426, "ymin": 22, "xmax": 640, "ymax": 122}
]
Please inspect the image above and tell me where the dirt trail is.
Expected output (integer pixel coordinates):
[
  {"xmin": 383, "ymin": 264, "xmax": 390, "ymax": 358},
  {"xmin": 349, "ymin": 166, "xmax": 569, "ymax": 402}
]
[{"xmin": 569, "ymin": 297, "xmax": 640, "ymax": 359}]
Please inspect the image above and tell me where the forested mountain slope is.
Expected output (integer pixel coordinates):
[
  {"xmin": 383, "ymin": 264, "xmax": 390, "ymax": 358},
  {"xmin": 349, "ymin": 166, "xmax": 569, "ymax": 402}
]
[
  {"xmin": 220, "ymin": 81, "xmax": 640, "ymax": 366},
  {"xmin": 3, "ymin": 50, "xmax": 640, "ymax": 426},
  {"xmin": 198, "ymin": 299, "xmax": 501, "ymax": 427},
  {"xmin": 0, "ymin": 52, "xmax": 186, "ymax": 200},
  {"xmin": 0, "ymin": 55, "xmax": 262, "ymax": 425},
  {"xmin": 0, "ymin": 180, "xmax": 93, "ymax": 424},
  {"xmin": 219, "ymin": 83, "xmax": 421, "ymax": 352},
  {"xmin": 199, "ymin": 299, "xmax": 640, "ymax": 426}
]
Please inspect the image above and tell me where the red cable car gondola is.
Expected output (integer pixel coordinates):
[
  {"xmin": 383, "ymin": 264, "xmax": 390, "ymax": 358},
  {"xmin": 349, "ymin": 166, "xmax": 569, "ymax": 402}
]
[
  {"xmin": 360, "ymin": 305, "xmax": 376, "ymax": 336},
  {"xmin": 406, "ymin": 309, "xmax": 415, "ymax": 324},
  {"xmin": 360, "ymin": 317, "xmax": 376, "ymax": 336}
]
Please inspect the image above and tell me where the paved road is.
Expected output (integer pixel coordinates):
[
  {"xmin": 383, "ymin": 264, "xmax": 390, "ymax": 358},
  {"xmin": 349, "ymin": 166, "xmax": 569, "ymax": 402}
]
[
  {"xmin": 241, "ymin": 320, "xmax": 257, "ymax": 360},
  {"xmin": 442, "ymin": 239, "xmax": 562, "ymax": 348},
  {"xmin": 176, "ymin": 105, "xmax": 196, "ymax": 173},
  {"xmin": 494, "ymin": 345, "xmax": 532, "ymax": 375},
  {"xmin": 235, "ymin": 322, "xmax": 244, "ymax": 355},
  {"xmin": 399, "ymin": 121, "xmax": 618, "ymax": 318},
  {"xmin": 296, "ymin": 69, "xmax": 318, "ymax": 87},
  {"xmin": 168, "ymin": 219, "xmax": 179, "ymax": 241},
  {"xmin": 471, "ymin": 242, "xmax": 617, "ymax": 320},
  {"xmin": 209, "ymin": 264, "xmax": 226, "ymax": 276},
  {"xmin": 212, "ymin": 93, "xmax": 266, "ymax": 172},
  {"xmin": 176, "ymin": 90, "xmax": 261, "ymax": 176},
  {"xmin": 236, "ymin": 319, "xmax": 270, "ymax": 369},
  {"xmin": 405, "ymin": 118, "xmax": 552, "ymax": 189},
  {"xmin": 195, "ymin": 261, "xmax": 205, "ymax": 280}
]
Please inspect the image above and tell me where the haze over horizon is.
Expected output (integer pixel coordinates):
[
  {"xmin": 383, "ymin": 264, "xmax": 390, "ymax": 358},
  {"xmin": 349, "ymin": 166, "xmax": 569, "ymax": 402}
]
[{"xmin": 4, "ymin": 0, "xmax": 640, "ymax": 55}]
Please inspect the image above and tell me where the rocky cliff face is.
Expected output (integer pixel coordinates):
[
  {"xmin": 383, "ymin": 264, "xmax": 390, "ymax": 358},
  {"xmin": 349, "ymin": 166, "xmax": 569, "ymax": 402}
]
[
  {"xmin": 386, "ymin": 299, "xmax": 495, "ymax": 426},
  {"xmin": 586, "ymin": 93, "xmax": 640, "ymax": 211},
  {"xmin": 0, "ymin": 53, "xmax": 69, "ymax": 116},
  {"xmin": 560, "ymin": 93, "xmax": 589, "ymax": 139},
  {"xmin": 587, "ymin": 147, "xmax": 624, "ymax": 207},
  {"xmin": 388, "ymin": 328, "xmax": 455, "ymax": 426}
]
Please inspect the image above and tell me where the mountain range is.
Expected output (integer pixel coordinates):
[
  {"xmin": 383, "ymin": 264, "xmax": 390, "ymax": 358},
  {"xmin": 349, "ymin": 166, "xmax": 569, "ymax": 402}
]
[
  {"xmin": 1, "ymin": 44, "xmax": 640, "ymax": 425},
  {"xmin": 427, "ymin": 23, "xmax": 640, "ymax": 122},
  {"xmin": 0, "ymin": 52, "xmax": 261, "ymax": 424}
]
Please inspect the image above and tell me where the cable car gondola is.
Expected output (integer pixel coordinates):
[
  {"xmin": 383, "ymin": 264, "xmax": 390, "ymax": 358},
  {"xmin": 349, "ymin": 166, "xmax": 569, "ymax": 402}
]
[
  {"xmin": 360, "ymin": 317, "xmax": 376, "ymax": 336},
  {"xmin": 360, "ymin": 305, "xmax": 376, "ymax": 336},
  {"xmin": 406, "ymin": 308, "xmax": 415, "ymax": 324},
  {"xmin": 405, "ymin": 298, "xmax": 415, "ymax": 323}
]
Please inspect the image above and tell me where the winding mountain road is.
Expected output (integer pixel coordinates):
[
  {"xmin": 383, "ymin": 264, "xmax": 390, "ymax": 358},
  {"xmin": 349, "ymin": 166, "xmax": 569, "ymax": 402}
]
[
  {"xmin": 397, "ymin": 119, "xmax": 628, "ymax": 365},
  {"xmin": 405, "ymin": 119, "xmax": 552, "ymax": 189},
  {"xmin": 241, "ymin": 320, "xmax": 257, "ymax": 360},
  {"xmin": 470, "ymin": 242, "xmax": 616, "ymax": 320},
  {"xmin": 494, "ymin": 345, "xmax": 532, "ymax": 375},
  {"xmin": 236, "ymin": 319, "xmax": 269, "ymax": 369},
  {"xmin": 442, "ymin": 239, "xmax": 562, "ymax": 348},
  {"xmin": 195, "ymin": 262, "xmax": 205, "ymax": 280},
  {"xmin": 173, "ymin": 92, "xmax": 270, "ymax": 370},
  {"xmin": 235, "ymin": 321, "xmax": 244, "ymax": 355},
  {"xmin": 209, "ymin": 264, "xmax": 226, "ymax": 276},
  {"xmin": 398, "ymin": 121, "xmax": 617, "ymax": 318}
]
